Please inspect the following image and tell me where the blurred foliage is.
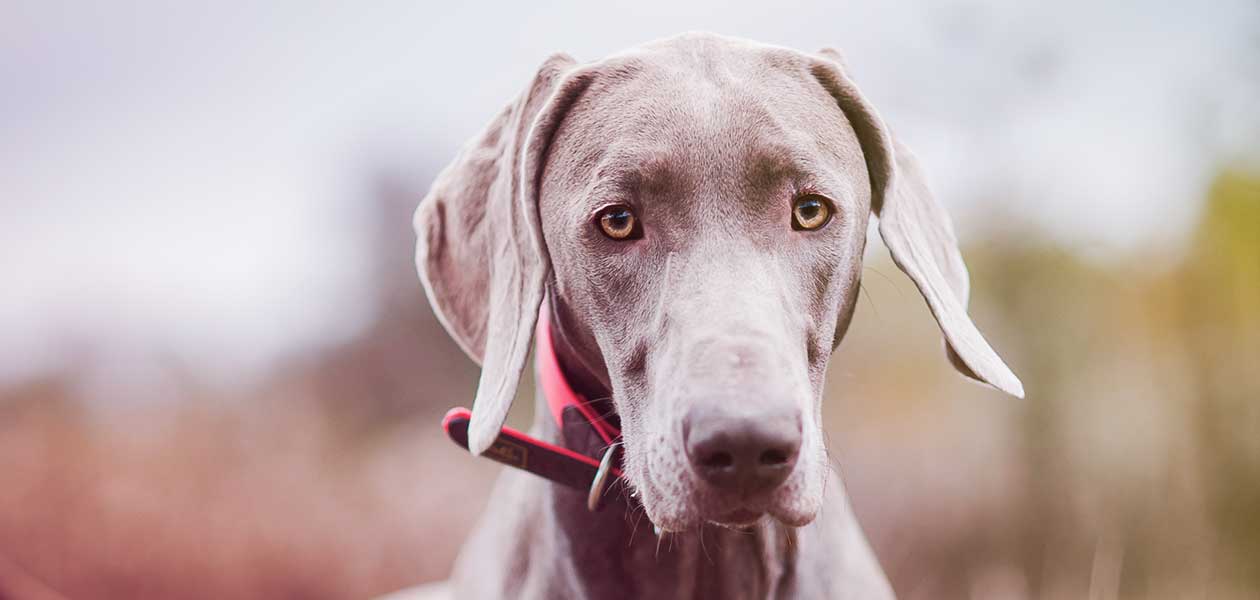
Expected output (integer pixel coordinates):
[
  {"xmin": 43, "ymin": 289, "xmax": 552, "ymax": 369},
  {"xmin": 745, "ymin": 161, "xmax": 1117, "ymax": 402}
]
[
  {"xmin": 964, "ymin": 167, "xmax": 1260, "ymax": 598},
  {"xmin": 1183, "ymin": 169, "xmax": 1260, "ymax": 590}
]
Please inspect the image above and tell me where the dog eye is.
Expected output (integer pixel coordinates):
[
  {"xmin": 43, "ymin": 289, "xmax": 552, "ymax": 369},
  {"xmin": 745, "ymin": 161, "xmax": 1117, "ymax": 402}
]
[
  {"xmin": 791, "ymin": 195, "xmax": 832, "ymax": 231},
  {"xmin": 596, "ymin": 205, "xmax": 641, "ymax": 240}
]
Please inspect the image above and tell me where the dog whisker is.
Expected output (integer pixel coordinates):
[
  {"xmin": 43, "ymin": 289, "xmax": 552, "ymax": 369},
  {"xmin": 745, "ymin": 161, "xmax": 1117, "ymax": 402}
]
[
  {"xmin": 699, "ymin": 523, "xmax": 714, "ymax": 565},
  {"xmin": 858, "ymin": 279, "xmax": 881, "ymax": 322}
]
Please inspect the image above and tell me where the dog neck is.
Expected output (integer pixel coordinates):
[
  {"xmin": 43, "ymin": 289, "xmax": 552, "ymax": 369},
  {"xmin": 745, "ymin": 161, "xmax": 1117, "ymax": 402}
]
[{"xmin": 532, "ymin": 311, "xmax": 801, "ymax": 599}]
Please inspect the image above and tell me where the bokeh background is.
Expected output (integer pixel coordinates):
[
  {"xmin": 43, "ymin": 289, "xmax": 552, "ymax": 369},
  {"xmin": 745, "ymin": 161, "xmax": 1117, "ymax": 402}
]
[{"xmin": 3, "ymin": 1, "xmax": 1258, "ymax": 598}]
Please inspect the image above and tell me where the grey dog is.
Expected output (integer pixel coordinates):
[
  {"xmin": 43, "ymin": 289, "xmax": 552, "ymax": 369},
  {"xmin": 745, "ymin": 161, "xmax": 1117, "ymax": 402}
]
[{"xmin": 411, "ymin": 32, "xmax": 1023, "ymax": 600}]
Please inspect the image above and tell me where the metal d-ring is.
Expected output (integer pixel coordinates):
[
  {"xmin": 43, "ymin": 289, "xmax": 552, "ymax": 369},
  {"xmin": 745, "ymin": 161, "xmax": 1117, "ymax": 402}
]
[{"xmin": 587, "ymin": 442, "xmax": 620, "ymax": 512}]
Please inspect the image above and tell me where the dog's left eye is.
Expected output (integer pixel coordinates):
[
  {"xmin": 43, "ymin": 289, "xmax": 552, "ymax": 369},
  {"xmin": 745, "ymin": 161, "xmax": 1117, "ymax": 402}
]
[
  {"xmin": 791, "ymin": 195, "xmax": 832, "ymax": 231},
  {"xmin": 596, "ymin": 205, "xmax": 642, "ymax": 240}
]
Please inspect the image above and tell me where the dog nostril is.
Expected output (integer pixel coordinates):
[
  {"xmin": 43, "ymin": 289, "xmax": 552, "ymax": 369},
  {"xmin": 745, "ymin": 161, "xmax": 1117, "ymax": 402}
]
[
  {"xmin": 700, "ymin": 451, "xmax": 734, "ymax": 470},
  {"xmin": 759, "ymin": 448, "xmax": 790, "ymax": 466},
  {"xmin": 684, "ymin": 406, "xmax": 802, "ymax": 494}
]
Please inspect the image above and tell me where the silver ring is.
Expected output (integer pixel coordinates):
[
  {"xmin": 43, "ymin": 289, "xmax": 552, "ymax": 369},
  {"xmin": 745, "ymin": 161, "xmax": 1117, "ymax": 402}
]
[{"xmin": 587, "ymin": 442, "xmax": 620, "ymax": 512}]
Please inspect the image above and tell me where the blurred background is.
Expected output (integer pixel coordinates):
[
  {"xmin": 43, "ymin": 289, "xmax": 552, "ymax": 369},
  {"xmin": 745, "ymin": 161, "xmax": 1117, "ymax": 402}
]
[{"xmin": 2, "ymin": 1, "xmax": 1258, "ymax": 598}]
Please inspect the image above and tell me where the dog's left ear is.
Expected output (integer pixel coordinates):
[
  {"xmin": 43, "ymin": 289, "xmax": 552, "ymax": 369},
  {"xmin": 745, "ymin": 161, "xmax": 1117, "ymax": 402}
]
[
  {"xmin": 414, "ymin": 54, "xmax": 594, "ymax": 454},
  {"xmin": 813, "ymin": 48, "xmax": 1024, "ymax": 398}
]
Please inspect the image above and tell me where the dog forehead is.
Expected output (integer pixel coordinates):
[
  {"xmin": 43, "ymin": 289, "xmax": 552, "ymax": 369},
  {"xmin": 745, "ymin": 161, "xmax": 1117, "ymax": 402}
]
[
  {"xmin": 542, "ymin": 38, "xmax": 865, "ymax": 206},
  {"xmin": 566, "ymin": 41, "xmax": 824, "ymax": 147}
]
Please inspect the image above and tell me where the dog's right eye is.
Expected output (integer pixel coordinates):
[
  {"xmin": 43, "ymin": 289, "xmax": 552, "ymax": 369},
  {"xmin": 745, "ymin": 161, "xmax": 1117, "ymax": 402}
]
[
  {"xmin": 596, "ymin": 205, "xmax": 641, "ymax": 240},
  {"xmin": 791, "ymin": 194, "xmax": 833, "ymax": 231}
]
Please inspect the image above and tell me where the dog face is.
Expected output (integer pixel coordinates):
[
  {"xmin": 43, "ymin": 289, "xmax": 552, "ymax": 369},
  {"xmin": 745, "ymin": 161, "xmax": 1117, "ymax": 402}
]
[
  {"xmin": 415, "ymin": 33, "xmax": 1022, "ymax": 531},
  {"xmin": 537, "ymin": 44, "xmax": 870, "ymax": 529}
]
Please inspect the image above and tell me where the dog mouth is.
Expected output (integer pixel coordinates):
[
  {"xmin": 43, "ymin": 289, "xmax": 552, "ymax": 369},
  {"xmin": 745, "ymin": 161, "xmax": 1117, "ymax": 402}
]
[
  {"xmin": 641, "ymin": 471, "xmax": 796, "ymax": 531},
  {"xmin": 638, "ymin": 467, "xmax": 776, "ymax": 532},
  {"xmin": 677, "ymin": 502, "xmax": 811, "ymax": 531},
  {"xmin": 635, "ymin": 452, "xmax": 823, "ymax": 532},
  {"xmin": 710, "ymin": 507, "xmax": 765, "ymax": 527}
]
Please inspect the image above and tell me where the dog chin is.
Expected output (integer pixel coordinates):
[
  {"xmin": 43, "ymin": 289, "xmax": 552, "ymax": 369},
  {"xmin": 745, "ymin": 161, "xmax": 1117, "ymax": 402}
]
[
  {"xmin": 646, "ymin": 501, "xmax": 819, "ymax": 533},
  {"xmin": 640, "ymin": 488, "xmax": 821, "ymax": 533},
  {"xmin": 708, "ymin": 506, "xmax": 818, "ymax": 530},
  {"xmin": 635, "ymin": 448, "xmax": 831, "ymax": 529},
  {"xmin": 708, "ymin": 508, "xmax": 766, "ymax": 529}
]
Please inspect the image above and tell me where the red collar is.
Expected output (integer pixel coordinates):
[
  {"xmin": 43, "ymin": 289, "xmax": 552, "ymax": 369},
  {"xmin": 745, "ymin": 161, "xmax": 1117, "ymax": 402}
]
[
  {"xmin": 534, "ymin": 310, "xmax": 621, "ymax": 445},
  {"xmin": 442, "ymin": 311, "xmax": 624, "ymax": 510}
]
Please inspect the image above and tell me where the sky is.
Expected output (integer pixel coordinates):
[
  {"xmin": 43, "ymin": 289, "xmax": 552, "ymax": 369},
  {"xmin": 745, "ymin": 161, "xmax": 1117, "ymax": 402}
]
[{"xmin": 2, "ymin": 0, "xmax": 1258, "ymax": 386}]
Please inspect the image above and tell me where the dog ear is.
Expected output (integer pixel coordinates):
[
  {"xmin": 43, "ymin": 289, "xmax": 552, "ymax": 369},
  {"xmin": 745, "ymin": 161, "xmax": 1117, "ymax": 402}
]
[
  {"xmin": 415, "ymin": 54, "xmax": 593, "ymax": 453},
  {"xmin": 813, "ymin": 49, "xmax": 1024, "ymax": 398}
]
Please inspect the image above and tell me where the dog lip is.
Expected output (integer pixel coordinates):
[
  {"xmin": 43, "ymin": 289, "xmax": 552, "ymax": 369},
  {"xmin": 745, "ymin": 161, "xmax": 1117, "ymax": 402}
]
[{"xmin": 710, "ymin": 508, "xmax": 764, "ymax": 526}]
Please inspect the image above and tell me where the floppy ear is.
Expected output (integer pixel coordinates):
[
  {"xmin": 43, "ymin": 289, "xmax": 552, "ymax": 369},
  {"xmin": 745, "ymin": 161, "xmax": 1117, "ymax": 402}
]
[
  {"xmin": 415, "ymin": 54, "xmax": 594, "ymax": 453},
  {"xmin": 813, "ymin": 49, "xmax": 1024, "ymax": 398}
]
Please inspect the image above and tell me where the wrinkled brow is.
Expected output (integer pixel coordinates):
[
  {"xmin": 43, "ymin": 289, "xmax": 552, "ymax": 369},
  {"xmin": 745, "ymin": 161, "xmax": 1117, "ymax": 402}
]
[
  {"xmin": 586, "ymin": 149, "xmax": 685, "ymax": 201},
  {"xmin": 582, "ymin": 141, "xmax": 837, "ymax": 206},
  {"xmin": 746, "ymin": 148, "xmax": 812, "ymax": 194},
  {"xmin": 742, "ymin": 140, "xmax": 841, "ymax": 200}
]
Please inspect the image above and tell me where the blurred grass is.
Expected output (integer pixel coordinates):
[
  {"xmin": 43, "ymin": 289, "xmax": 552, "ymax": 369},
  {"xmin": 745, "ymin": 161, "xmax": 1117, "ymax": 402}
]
[{"xmin": 0, "ymin": 167, "xmax": 1257, "ymax": 599}]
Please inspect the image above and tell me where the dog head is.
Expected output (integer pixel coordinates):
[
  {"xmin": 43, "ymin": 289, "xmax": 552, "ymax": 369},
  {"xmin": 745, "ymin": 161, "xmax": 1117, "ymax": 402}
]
[{"xmin": 415, "ymin": 33, "xmax": 1023, "ymax": 532}]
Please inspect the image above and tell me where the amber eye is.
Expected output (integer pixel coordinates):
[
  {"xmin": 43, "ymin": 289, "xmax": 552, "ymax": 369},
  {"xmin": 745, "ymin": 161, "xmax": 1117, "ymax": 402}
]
[
  {"xmin": 791, "ymin": 195, "xmax": 832, "ymax": 230},
  {"xmin": 596, "ymin": 205, "xmax": 641, "ymax": 240}
]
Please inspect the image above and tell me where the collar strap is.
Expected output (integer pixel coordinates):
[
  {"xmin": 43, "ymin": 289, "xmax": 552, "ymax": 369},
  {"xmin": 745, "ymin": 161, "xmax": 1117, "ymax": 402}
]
[
  {"xmin": 442, "ymin": 407, "xmax": 622, "ymax": 495},
  {"xmin": 441, "ymin": 311, "xmax": 623, "ymax": 509},
  {"xmin": 534, "ymin": 310, "xmax": 621, "ymax": 444}
]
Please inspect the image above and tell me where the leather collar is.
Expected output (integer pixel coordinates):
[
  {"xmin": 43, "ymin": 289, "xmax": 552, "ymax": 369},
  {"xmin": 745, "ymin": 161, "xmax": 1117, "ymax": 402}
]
[{"xmin": 442, "ymin": 311, "xmax": 624, "ymax": 510}]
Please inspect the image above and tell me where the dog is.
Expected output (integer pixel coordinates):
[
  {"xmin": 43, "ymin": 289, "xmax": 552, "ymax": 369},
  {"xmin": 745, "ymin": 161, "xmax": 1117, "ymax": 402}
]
[{"xmin": 411, "ymin": 32, "xmax": 1023, "ymax": 600}]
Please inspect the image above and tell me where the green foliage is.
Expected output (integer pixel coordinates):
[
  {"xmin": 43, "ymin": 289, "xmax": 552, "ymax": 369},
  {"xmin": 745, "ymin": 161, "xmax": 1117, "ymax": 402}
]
[{"xmin": 1184, "ymin": 168, "xmax": 1260, "ymax": 589}]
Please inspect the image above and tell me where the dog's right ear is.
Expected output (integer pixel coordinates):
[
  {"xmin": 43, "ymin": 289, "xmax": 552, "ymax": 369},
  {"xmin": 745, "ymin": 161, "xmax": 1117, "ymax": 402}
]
[{"xmin": 415, "ymin": 54, "xmax": 591, "ymax": 454}]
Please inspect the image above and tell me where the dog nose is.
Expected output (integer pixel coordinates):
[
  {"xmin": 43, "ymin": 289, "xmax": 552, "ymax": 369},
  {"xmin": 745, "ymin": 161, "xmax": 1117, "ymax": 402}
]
[{"xmin": 684, "ymin": 408, "xmax": 801, "ymax": 495}]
